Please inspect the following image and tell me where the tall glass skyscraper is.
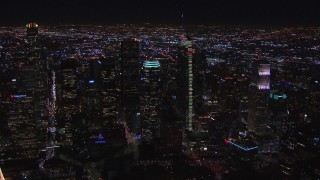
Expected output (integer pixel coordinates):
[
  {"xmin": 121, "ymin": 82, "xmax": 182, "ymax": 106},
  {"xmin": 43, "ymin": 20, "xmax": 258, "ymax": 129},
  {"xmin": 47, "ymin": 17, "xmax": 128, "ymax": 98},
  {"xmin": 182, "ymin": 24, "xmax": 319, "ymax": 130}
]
[
  {"xmin": 179, "ymin": 36, "xmax": 194, "ymax": 132},
  {"xmin": 4, "ymin": 23, "xmax": 47, "ymax": 160},
  {"xmin": 140, "ymin": 60, "xmax": 161, "ymax": 142},
  {"xmin": 26, "ymin": 23, "xmax": 38, "ymax": 45},
  {"xmin": 120, "ymin": 38, "xmax": 140, "ymax": 131}
]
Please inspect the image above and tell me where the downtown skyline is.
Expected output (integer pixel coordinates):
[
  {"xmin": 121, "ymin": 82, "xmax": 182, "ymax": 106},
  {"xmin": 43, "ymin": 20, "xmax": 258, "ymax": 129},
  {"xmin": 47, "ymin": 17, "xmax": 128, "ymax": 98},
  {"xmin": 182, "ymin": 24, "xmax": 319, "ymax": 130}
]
[{"xmin": 0, "ymin": 1, "xmax": 320, "ymax": 179}]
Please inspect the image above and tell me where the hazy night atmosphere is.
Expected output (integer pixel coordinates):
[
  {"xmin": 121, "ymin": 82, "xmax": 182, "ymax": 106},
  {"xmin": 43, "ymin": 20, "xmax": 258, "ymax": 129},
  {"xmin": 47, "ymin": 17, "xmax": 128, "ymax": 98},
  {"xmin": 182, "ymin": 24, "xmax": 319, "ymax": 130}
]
[{"xmin": 0, "ymin": 0, "xmax": 320, "ymax": 179}]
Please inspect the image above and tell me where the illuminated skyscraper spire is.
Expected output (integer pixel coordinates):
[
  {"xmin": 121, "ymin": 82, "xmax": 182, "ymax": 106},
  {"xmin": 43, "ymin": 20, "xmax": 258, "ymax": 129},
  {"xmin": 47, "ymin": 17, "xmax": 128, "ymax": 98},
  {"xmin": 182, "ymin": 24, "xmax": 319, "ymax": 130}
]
[
  {"xmin": 181, "ymin": 38, "xmax": 194, "ymax": 131},
  {"xmin": 179, "ymin": 1, "xmax": 194, "ymax": 131}
]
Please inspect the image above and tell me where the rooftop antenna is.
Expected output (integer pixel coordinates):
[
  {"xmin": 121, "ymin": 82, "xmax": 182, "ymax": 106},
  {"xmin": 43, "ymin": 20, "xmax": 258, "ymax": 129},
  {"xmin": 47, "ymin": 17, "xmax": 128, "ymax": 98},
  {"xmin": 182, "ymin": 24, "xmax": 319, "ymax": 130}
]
[{"xmin": 180, "ymin": 1, "xmax": 186, "ymax": 37}]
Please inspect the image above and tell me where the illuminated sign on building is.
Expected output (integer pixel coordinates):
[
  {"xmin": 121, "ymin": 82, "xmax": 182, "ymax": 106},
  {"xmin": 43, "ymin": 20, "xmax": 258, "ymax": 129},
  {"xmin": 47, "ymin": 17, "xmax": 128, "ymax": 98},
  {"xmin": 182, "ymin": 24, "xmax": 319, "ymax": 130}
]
[
  {"xmin": 94, "ymin": 133, "xmax": 106, "ymax": 144},
  {"xmin": 48, "ymin": 127, "xmax": 56, "ymax": 133},
  {"xmin": 258, "ymin": 85, "xmax": 270, "ymax": 90},
  {"xmin": 257, "ymin": 63, "xmax": 270, "ymax": 90},
  {"xmin": 95, "ymin": 141, "xmax": 106, "ymax": 144},
  {"xmin": 11, "ymin": 94, "xmax": 27, "ymax": 99},
  {"xmin": 270, "ymin": 93, "xmax": 287, "ymax": 100},
  {"xmin": 135, "ymin": 134, "xmax": 141, "ymax": 139},
  {"xmin": 258, "ymin": 64, "xmax": 271, "ymax": 76}
]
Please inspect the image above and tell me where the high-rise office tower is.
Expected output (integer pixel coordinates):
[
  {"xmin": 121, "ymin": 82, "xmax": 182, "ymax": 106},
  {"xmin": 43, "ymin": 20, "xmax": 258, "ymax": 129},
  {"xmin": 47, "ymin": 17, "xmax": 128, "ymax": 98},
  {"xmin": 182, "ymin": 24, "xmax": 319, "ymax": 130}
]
[
  {"xmin": 56, "ymin": 59, "xmax": 79, "ymax": 145},
  {"xmin": 6, "ymin": 57, "xmax": 48, "ymax": 160},
  {"xmin": 120, "ymin": 38, "xmax": 140, "ymax": 131},
  {"xmin": 7, "ymin": 65, "xmax": 42, "ymax": 159},
  {"xmin": 98, "ymin": 58, "xmax": 118, "ymax": 124},
  {"xmin": 71, "ymin": 112, "xmax": 89, "ymax": 157},
  {"xmin": 66, "ymin": 57, "xmax": 120, "ymax": 158},
  {"xmin": 140, "ymin": 60, "xmax": 161, "ymax": 142},
  {"xmin": 251, "ymin": 59, "xmax": 271, "ymax": 131},
  {"xmin": 3, "ymin": 25, "xmax": 48, "ymax": 160},
  {"xmin": 26, "ymin": 23, "xmax": 38, "ymax": 36},
  {"xmin": 26, "ymin": 23, "xmax": 38, "ymax": 44},
  {"xmin": 82, "ymin": 57, "xmax": 119, "ymax": 137},
  {"xmin": 257, "ymin": 64, "xmax": 271, "ymax": 90},
  {"xmin": 25, "ymin": 23, "xmax": 48, "ymax": 135},
  {"xmin": 178, "ymin": 36, "xmax": 195, "ymax": 132},
  {"xmin": 307, "ymin": 74, "xmax": 320, "ymax": 123}
]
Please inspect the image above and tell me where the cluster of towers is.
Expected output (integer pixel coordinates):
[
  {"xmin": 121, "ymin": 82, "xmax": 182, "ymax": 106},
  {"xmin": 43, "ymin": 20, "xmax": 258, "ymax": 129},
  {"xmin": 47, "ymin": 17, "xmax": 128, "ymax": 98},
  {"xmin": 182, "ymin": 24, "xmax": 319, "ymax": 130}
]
[
  {"xmin": 1, "ymin": 23, "xmax": 197, "ymax": 162},
  {"xmin": 120, "ymin": 39, "xmax": 162, "ymax": 143}
]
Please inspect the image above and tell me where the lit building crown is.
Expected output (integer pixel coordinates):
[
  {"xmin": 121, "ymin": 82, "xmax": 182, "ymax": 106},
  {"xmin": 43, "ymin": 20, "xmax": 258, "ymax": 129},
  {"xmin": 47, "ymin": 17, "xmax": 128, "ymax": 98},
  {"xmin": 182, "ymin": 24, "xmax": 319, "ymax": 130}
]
[
  {"xmin": 26, "ymin": 23, "xmax": 38, "ymax": 29},
  {"xmin": 143, "ymin": 60, "xmax": 160, "ymax": 69}
]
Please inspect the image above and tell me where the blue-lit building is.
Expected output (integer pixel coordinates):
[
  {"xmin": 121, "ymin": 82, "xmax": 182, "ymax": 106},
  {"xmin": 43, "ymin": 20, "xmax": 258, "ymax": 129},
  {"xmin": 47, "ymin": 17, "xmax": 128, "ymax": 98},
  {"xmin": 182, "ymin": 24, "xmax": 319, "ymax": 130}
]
[{"xmin": 225, "ymin": 139, "xmax": 258, "ymax": 161}]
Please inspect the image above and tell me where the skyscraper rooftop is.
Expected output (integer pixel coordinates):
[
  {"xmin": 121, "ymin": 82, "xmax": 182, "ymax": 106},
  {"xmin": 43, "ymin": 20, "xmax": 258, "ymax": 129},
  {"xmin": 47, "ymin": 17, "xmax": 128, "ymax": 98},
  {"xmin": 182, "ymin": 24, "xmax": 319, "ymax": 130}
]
[{"xmin": 143, "ymin": 60, "xmax": 160, "ymax": 69}]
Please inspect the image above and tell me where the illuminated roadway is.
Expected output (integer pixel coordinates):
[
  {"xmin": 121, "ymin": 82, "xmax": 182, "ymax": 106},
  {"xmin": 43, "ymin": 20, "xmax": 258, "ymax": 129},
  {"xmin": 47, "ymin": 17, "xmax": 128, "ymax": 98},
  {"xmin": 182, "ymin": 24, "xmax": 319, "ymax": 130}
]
[{"xmin": 39, "ymin": 70, "xmax": 59, "ymax": 170}]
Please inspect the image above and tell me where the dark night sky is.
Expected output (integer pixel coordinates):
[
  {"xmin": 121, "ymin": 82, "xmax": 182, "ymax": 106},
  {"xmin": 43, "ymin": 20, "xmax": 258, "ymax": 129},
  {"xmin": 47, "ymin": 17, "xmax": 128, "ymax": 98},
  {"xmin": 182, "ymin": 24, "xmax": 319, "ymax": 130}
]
[{"xmin": 0, "ymin": 0, "xmax": 319, "ymax": 25}]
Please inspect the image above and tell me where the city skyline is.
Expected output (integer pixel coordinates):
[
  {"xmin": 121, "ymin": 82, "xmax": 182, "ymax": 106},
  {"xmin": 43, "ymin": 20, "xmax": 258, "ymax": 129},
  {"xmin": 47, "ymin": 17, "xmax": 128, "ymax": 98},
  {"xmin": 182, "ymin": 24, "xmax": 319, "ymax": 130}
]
[{"xmin": 0, "ymin": 5, "xmax": 320, "ymax": 178}]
